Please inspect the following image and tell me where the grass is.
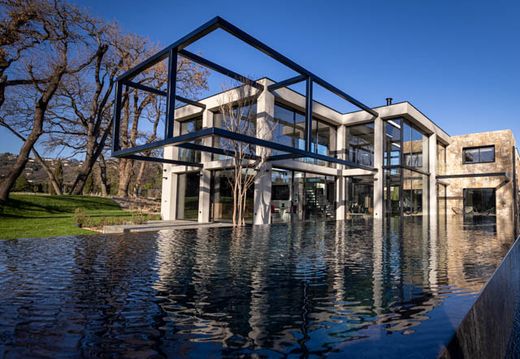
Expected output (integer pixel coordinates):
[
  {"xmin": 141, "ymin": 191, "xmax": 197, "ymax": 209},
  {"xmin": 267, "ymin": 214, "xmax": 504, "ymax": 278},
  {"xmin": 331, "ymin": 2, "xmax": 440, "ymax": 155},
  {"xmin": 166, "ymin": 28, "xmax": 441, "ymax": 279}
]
[{"xmin": 0, "ymin": 194, "xmax": 158, "ymax": 240}]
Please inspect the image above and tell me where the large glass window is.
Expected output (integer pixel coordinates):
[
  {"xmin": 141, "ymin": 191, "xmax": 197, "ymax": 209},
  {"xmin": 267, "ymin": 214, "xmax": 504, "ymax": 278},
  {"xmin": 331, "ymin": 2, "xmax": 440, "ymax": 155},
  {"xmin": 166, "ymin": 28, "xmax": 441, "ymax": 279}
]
[
  {"xmin": 463, "ymin": 146, "xmax": 495, "ymax": 164},
  {"xmin": 348, "ymin": 176, "xmax": 373, "ymax": 214},
  {"xmin": 384, "ymin": 119, "xmax": 402, "ymax": 166},
  {"xmin": 210, "ymin": 170, "xmax": 254, "ymax": 223},
  {"xmin": 212, "ymin": 104, "xmax": 257, "ymax": 160},
  {"xmin": 383, "ymin": 118, "xmax": 429, "ymax": 216},
  {"xmin": 176, "ymin": 172, "xmax": 200, "ymax": 220},
  {"xmin": 463, "ymin": 188, "xmax": 496, "ymax": 215},
  {"xmin": 346, "ymin": 122, "xmax": 374, "ymax": 166},
  {"xmin": 178, "ymin": 116, "xmax": 202, "ymax": 163},
  {"xmin": 272, "ymin": 104, "xmax": 336, "ymax": 167}
]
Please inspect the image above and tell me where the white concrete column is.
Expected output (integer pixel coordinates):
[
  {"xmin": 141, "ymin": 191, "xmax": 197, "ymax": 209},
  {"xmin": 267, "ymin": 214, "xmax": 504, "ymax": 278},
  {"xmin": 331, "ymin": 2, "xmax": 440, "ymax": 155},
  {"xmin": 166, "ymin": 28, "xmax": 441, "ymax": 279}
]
[
  {"xmin": 422, "ymin": 134, "xmax": 430, "ymax": 217},
  {"xmin": 335, "ymin": 125, "xmax": 346, "ymax": 220},
  {"xmin": 198, "ymin": 110, "xmax": 213, "ymax": 223},
  {"xmin": 254, "ymin": 79, "xmax": 274, "ymax": 225},
  {"xmin": 160, "ymin": 144, "xmax": 178, "ymax": 220},
  {"xmin": 373, "ymin": 117, "xmax": 384, "ymax": 218},
  {"xmin": 428, "ymin": 133, "xmax": 438, "ymax": 224},
  {"xmin": 177, "ymin": 173, "xmax": 186, "ymax": 219}
]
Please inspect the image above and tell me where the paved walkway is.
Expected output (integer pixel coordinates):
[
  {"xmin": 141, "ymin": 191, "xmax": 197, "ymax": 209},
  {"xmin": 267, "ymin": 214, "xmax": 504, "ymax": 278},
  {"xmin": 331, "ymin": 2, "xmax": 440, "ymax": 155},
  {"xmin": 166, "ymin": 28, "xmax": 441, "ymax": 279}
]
[{"xmin": 102, "ymin": 220, "xmax": 234, "ymax": 234}]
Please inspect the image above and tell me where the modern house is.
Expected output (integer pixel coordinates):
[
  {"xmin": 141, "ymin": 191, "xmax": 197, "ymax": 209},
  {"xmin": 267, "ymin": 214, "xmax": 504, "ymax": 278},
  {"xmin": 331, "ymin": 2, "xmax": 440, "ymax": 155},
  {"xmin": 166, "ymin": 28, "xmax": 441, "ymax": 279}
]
[
  {"xmin": 110, "ymin": 17, "xmax": 520, "ymax": 226},
  {"xmin": 159, "ymin": 82, "xmax": 520, "ymax": 225}
]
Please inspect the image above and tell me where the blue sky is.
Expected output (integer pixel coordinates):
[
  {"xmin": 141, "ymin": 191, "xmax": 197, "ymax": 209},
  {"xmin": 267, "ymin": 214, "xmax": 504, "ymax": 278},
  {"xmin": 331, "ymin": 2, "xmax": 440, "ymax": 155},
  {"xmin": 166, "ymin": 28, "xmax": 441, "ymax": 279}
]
[{"xmin": 2, "ymin": 0, "xmax": 519, "ymax": 155}]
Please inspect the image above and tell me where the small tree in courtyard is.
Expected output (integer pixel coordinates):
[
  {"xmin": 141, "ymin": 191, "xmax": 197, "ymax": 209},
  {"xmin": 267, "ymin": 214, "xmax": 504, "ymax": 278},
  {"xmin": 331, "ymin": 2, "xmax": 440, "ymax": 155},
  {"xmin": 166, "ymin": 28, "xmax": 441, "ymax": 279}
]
[{"xmin": 217, "ymin": 81, "xmax": 274, "ymax": 226}]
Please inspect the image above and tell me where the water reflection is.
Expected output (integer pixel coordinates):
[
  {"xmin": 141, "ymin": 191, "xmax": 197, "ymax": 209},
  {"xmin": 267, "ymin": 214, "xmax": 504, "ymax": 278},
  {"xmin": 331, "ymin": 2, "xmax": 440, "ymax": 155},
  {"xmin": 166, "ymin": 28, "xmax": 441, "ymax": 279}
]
[{"xmin": 0, "ymin": 216, "xmax": 514, "ymax": 358}]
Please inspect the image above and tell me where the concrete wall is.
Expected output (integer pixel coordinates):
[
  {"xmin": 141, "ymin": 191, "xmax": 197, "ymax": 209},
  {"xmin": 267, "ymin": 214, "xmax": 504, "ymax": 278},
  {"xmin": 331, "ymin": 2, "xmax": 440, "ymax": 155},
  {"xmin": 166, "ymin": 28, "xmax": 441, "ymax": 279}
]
[{"xmin": 442, "ymin": 130, "xmax": 516, "ymax": 221}]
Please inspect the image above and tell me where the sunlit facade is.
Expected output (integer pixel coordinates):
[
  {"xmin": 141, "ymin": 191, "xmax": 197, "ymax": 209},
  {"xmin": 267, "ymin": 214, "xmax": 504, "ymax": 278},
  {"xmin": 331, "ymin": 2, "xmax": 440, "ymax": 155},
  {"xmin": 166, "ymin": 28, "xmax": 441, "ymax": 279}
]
[{"xmin": 160, "ymin": 78, "xmax": 520, "ymax": 225}]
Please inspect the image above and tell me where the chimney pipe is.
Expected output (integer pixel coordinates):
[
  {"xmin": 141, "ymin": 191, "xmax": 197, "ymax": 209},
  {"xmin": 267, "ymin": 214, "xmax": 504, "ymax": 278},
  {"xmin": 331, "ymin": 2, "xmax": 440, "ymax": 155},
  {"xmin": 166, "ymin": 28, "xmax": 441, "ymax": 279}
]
[{"xmin": 386, "ymin": 97, "xmax": 393, "ymax": 106}]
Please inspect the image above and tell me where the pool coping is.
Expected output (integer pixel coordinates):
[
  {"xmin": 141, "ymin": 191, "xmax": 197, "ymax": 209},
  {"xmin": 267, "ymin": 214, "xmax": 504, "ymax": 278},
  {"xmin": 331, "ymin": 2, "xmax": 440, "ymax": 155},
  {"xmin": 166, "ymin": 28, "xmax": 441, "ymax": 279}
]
[{"xmin": 439, "ymin": 234, "xmax": 520, "ymax": 358}]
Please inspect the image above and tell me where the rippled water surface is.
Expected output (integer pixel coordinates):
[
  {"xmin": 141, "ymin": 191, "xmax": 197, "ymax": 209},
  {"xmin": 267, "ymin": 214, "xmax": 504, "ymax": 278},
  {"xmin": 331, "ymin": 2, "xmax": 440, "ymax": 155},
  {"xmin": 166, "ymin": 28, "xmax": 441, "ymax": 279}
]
[{"xmin": 0, "ymin": 218, "xmax": 514, "ymax": 358}]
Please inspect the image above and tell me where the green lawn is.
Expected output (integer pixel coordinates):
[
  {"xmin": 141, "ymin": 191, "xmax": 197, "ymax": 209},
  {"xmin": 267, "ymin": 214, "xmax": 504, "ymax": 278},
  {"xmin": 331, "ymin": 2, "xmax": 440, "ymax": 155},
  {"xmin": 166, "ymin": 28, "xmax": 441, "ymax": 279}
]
[{"xmin": 0, "ymin": 194, "xmax": 147, "ymax": 240}]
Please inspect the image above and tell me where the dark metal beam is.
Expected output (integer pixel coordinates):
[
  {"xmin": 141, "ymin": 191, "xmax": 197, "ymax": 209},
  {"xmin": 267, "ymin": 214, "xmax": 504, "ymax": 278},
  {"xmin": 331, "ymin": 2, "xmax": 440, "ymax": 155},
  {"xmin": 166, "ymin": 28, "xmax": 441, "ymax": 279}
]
[
  {"xmin": 123, "ymin": 80, "xmax": 167, "ymax": 97},
  {"xmin": 112, "ymin": 81, "xmax": 123, "ymax": 152},
  {"xmin": 178, "ymin": 49, "xmax": 263, "ymax": 91},
  {"xmin": 312, "ymin": 77, "xmax": 378, "ymax": 117},
  {"xmin": 116, "ymin": 17, "xmax": 221, "ymax": 82},
  {"xmin": 437, "ymin": 172, "xmax": 509, "ymax": 179},
  {"xmin": 112, "ymin": 127, "xmax": 376, "ymax": 171},
  {"xmin": 165, "ymin": 48, "xmax": 178, "ymax": 139},
  {"xmin": 123, "ymin": 155, "xmax": 203, "ymax": 167},
  {"xmin": 305, "ymin": 77, "xmax": 313, "ymax": 153},
  {"xmin": 112, "ymin": 128, "xmax": 215, "ymax": 157},
  {"xmin": 267, "ymin": 75, "xmax": 307, "ymax": 92},
  {"xmin": 116, "ymin": 16, "xmax": 376, "ymax": 117},
  {"xmin": 215, "ymin": 17, "xmax": 377, "ymax": 116},
  {"xmin": 122, "ymin": 80, "xmax": 206, "ymax": 110},
  {"xmin": 267, "ymin": 153, "xmax": 305, "ymax": 161},
  {"xmin": 177, "ymin": 142, "xmax": 259, "ymax": 160},
  {"xmin": 175, "ymin": 95, "xmax": 206, "ymax": 109}
]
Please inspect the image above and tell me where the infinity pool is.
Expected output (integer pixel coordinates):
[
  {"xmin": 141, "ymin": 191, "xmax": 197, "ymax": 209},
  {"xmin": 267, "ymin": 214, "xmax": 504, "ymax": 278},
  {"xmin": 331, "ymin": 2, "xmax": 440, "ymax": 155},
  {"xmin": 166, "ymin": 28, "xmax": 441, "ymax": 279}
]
[{"xmin": 0, "ymin": 218, "xmax": 514, "ymax": 358}]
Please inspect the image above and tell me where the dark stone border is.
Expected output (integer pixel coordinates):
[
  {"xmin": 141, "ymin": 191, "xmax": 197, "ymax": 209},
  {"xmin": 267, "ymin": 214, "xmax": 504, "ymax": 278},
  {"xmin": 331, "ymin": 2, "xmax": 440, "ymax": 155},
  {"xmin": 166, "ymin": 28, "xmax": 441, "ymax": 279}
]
[{"xmin": 440, "ymin": 235, "xmax": 520, "ymax": 358}]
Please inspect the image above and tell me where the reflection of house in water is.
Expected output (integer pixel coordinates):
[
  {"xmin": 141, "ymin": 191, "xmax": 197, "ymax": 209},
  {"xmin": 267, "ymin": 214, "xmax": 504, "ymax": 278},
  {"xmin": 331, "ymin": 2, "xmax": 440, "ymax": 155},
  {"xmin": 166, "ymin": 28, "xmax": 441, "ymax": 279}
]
[{"xmin": 151, "ymin": 217, "xmax": 512, "ymax": 355}]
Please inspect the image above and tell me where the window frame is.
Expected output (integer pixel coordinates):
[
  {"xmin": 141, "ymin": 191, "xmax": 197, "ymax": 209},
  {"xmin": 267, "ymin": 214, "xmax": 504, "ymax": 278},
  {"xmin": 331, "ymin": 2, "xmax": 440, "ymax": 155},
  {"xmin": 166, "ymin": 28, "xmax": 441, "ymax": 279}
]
[
  {"xmin": 462, "ymin": 145, "xmax": 495, "ymax": 164},
  {"xmin": 463, "ymin": 187, "xmax": 496, "ymax": 215}
]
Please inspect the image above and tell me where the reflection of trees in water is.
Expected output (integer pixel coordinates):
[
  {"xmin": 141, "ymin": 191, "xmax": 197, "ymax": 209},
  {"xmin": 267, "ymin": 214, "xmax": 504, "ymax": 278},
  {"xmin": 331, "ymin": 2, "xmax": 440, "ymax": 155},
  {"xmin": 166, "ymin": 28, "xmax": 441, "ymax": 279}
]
[{"xmin": 0, "ymin": 216, "xmax": 513, "ymax": 357}]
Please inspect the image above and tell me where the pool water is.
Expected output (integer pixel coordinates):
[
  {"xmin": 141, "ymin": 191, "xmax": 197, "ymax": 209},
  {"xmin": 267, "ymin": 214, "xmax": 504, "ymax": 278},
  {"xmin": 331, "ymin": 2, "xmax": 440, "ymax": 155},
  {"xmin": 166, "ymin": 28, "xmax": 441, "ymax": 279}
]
[{"xmin": 0, "ymin": 217, "xmax": 514, "ymax": 358}]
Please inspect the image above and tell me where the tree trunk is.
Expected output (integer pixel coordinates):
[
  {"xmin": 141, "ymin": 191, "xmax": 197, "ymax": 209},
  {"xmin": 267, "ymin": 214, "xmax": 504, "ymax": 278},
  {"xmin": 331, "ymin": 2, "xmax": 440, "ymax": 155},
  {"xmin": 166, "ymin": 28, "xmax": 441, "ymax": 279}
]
[
  {"xmin": 0, "ymin": 97, "xmax": 49, "ymax": 203},
  {"xmin": 98, "ymin": 154, "xmax": 109, "ymax": 196},
  {"xmin": 117, "ymin": 158, "xmax": 133, "ymax": 197},
  {"xmin": 35, "ymin": 153, "xmax": 62, "ymax": 195},
  {"xmin": 133, "ymin": 161, "xmax": 146, "ymax": 197},
  {"xmin": 69, "ymin": 135, "xmax": 96, "ymax": 195},
  {"xmin": 0, "ymin": 121, "xmax": 62, "ymax": 195}
]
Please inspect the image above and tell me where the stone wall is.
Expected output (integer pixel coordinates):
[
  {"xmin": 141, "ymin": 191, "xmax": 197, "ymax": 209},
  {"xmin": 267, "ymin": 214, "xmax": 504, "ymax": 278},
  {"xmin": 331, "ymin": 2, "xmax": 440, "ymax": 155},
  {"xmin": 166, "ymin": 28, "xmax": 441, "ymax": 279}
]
[{"xmin": 441, "ymin": 130, "xmax": 517, "ymax": 221}]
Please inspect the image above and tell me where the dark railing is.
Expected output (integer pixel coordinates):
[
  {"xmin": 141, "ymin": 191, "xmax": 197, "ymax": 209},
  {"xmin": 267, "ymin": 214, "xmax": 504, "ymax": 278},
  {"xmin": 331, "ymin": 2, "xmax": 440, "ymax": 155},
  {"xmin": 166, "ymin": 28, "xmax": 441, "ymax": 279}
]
[{"xmin": 111, "ymin": 16, "xmax": 378, "ymax": 170}]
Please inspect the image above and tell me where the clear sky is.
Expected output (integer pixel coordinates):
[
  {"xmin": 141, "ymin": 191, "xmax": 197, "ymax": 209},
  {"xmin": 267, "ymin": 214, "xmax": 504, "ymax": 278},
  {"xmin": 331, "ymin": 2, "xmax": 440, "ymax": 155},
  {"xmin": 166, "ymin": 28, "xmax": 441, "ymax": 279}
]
[{"xmin": 2, "ymin": 0, "xmax": 519, "ymax": 156}]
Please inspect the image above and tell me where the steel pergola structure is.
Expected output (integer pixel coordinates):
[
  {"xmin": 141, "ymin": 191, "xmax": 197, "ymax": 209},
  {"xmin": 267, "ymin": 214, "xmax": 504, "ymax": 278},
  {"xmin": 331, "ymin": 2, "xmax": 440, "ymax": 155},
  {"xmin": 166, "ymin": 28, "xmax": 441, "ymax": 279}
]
[{"xmin": 111, "ymin": 16, "xmax": 379, "ymax": 171}]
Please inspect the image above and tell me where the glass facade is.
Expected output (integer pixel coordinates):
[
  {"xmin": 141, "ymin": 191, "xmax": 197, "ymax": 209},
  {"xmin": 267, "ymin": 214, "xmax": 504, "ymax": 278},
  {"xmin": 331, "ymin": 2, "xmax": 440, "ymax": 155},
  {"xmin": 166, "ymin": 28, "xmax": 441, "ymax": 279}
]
[
  {"xmin": 463, "ymin": 188, "xmax": 496, "ymax": 215},
  {"xmin": 270, "ymin": 168, "xmax": 335, "ymax": 223},
  {"xmin": 348, "ymin": 176, "xmax": 373, "ymax": 214},
  {"xmin": 212, "ymin": 104, "xmax": 257, "ymax": 161},
  {"xmin": 346, "ymin": 122, "xmax": 374, "ymax": 166},
  {"xmin": 178, "ymin": 116, "xmax": 203, "ymax": 163},
  {"xmin": 176, "ymin": 172, "xmax": 200, "ymax": 220},
  {"xmin": 273, "ymin": 104, "xmax": 337, "ymax": 167},
  {"xmin": 210, "ymin": 169, "xmax": 254, "ymax": 223},
  {"xmin": 383, "ymin": 118, "xmax": 429, "ymax": 216}
]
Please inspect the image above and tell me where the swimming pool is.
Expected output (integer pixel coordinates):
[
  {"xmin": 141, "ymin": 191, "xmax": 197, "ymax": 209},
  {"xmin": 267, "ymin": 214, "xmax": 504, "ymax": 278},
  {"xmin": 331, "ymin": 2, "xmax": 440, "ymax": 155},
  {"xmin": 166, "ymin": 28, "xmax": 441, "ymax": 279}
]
[{"xmin": 0, "ymin": 217, "xmax": 514, "ymax": 358}]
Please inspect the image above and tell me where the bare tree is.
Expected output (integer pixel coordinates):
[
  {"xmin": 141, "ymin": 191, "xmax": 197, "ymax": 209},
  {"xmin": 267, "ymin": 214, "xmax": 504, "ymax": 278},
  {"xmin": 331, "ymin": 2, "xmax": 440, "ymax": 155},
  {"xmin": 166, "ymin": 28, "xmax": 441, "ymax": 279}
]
[
  {"xmin": 217, "ymin": 82, "xmax": 272, "ymax": 226},
  {"xmin": 0, "ymin": 0, "xmax": 98, "ymax": 203},
  {"xmin": 0, "ymin": 121, "xmax": 63, "ymax": 194},
  {"xmin": 45, "ymin": 26, "xmax": 153, "ymax": 195},
  {"xmin": 116, "ymin": 55, "xmax": 208, "ymax": 197}
]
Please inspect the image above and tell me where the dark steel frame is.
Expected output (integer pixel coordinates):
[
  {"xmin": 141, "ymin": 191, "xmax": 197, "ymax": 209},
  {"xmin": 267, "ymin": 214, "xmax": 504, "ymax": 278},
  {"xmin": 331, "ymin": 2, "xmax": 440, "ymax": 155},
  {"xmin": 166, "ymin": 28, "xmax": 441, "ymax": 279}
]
[
  {"xmin": 382, "ymin": 117, "xmax": 431, "ymax": 216},
  {"xmin": 111, "ymin": 16, "xmax": 378, "ymax": 170}
]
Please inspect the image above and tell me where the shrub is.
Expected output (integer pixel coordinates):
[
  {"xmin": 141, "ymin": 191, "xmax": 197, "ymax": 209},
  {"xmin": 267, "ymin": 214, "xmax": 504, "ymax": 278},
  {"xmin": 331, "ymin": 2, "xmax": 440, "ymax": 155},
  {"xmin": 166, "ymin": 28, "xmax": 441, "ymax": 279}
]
[
  {"xmin": 73, "ymin": 208, "xmax": 87, "ymax": 227},
  {"xmin": 131, "ymin": 211, "xmax": 147, "ymax": 225}
]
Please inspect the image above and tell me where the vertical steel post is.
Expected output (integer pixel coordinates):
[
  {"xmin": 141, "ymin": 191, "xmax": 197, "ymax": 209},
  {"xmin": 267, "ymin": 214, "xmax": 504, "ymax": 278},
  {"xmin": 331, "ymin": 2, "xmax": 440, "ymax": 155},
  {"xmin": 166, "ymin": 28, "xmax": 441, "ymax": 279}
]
[
  {"xmin": 513, "ymin": 145, "xmax": 518, "ymax": 237},
  {"xmin": 305, "ymin": 77, "xmax": 313, "ymax": 153},
  {"xmin": 399, "ymin": 118, "xmax": 404, "ymax": 218},
  {"xmin": 112, "ymin": 81, "xmax": 123, "ymax": 153},
  {"xmin": 165, "ymin": 48, "xmax": 178, "ymax": 139}
]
